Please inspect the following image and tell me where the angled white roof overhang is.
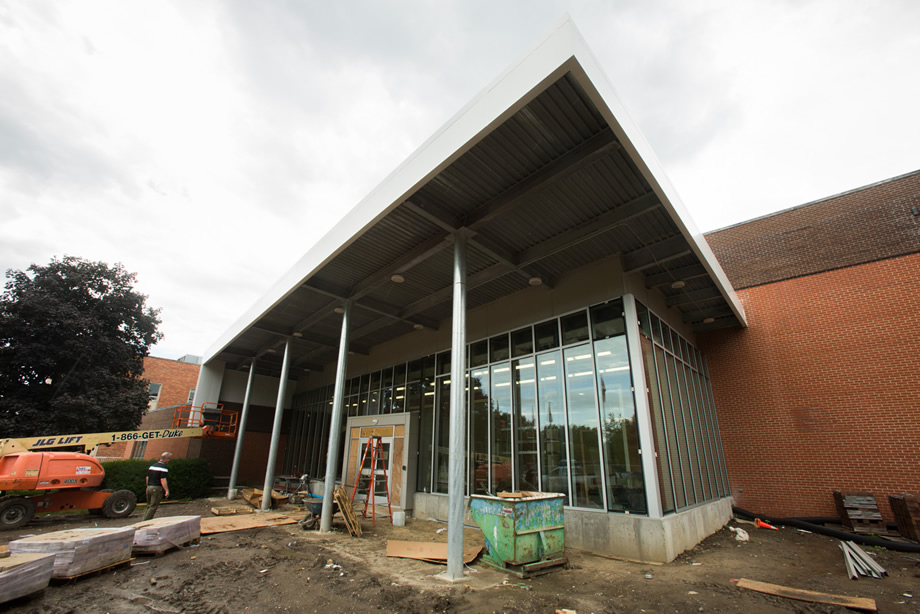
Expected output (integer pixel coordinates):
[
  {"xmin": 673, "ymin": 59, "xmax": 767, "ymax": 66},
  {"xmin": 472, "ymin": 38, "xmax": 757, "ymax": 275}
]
[{"xmin": 204, "ymin": 17, "xmax": 746, "ymax": 378}]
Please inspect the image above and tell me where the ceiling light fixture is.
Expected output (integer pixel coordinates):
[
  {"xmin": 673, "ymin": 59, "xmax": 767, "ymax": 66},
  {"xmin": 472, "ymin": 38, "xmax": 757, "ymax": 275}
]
[
  {"xmin": 391, "ymin": 274, "xmax": 405, "ymax": 283},
  {"xmin": 292, "ymin": 331, "xmax": 303, "ymax": 338},
  {"xmin": 334, "ymin": 306, "xmax": 345, "ymax": 314},
  {"xmin": 528, "ymin": 276, "xmax": 543, "ymax": 286},
  {"xmin": 413, "ymin": 323, "xmax": 424, "ymax": 330},
  {"xmin": 671, "ymin": 280, "xmax": 686, "ymax": 289},
  {"xmin": 703, "ymin": 317, "xmax": 715, "ymax": 324}
]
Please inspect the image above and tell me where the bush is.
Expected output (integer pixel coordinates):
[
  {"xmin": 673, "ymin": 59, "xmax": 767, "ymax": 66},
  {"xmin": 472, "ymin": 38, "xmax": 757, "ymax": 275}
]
[{"xmin": 101, "ymin": 457, "xmax": 213, "ymax": 500}]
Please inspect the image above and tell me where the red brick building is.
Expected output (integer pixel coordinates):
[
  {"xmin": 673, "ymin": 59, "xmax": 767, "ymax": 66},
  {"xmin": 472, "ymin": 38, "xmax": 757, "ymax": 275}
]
[
  {"xmin": 105, "ymin": 355, "xmax": 201, "ymax": 461},
  {"xmin": 700, "ymin": 170, "xmax": 920, "ymax": 519}
]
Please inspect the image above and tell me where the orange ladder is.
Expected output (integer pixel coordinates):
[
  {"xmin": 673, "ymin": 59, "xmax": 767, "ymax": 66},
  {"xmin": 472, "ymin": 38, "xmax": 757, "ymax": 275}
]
[{"xmin": 349, "ymin": 436, "xmax": 392, "ymax": 525}]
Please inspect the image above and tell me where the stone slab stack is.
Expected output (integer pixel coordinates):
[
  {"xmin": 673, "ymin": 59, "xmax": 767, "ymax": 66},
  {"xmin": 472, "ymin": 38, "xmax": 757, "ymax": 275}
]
[
  {"xmin": 131, "ymin": 515, "xmax": 201, "ymax": 554},
  {"xmin": 8, "ymin": 527, "xmax": 135, "ymax": 579},
  {"xmin": 0, "ymin": 553, "xmax": 56, "ymax": 604}
]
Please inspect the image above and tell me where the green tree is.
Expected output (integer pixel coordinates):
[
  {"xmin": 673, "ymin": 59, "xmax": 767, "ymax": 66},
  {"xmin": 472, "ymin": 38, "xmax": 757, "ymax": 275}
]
[{"xmin": 0, "ymin": 256, "xmax": 163, "ymax": 437}]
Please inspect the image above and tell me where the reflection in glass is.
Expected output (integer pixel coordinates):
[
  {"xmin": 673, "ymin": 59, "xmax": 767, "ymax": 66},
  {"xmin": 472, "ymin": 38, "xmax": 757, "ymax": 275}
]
[
  {"xmin": 537, "ymin": 351, "xmax": 568, "ymax": 503},
  {"xmin": 513, "ymin": 357, "xmax": 539, "ymax": 491},
  {"xmin": 563, "ymin": 344, "xmax": 603, "ymax": 509},
  {"xmin": 594, "ymin": 336, "xmax": 646, "ymax": 513},
  {"xmin": 470, "ymin": 368, "xmax": 490, "ymax": 494},
  {"xmin": 489, "ymin": 363, "xmax": 513, "ymax": 492},
  {"xmin": 511, "ymin": 327, "xmax": 534, "ymax": 358},
  {"xmin": 433, "ymin": 377, "xmax": 451, "ymax": 493}
]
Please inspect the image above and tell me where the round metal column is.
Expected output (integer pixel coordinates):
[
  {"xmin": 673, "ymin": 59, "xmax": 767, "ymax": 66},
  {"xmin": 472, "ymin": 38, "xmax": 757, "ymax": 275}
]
[
  {"xmin": 227, "ymin": 359, "xmax": 257, "ymax": 499},
  {"xmin": 261, "ymin": 339, "xmax": 292, "ymax": 511},
  {"xmin": 445, "ymin": 233, "xmax": 468, "ymax": 581},
  {"xmin": 320, "ymin": 300, "xmax": 352, "ymax": 533}
]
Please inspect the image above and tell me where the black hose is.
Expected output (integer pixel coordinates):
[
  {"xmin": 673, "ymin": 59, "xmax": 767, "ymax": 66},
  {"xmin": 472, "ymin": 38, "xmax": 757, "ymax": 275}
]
[{"xmin": 732, "ymin": 506, "xmax": 920, "ymax": 553}]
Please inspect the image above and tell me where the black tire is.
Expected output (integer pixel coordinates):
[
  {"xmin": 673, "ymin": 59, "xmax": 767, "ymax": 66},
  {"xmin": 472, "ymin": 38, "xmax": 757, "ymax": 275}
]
[
  {"xmin": 0, "ymin": 496, "xmax": 35, "ymax": 529},
  {"xmin": 101, "ymin": 490, "xmax": 137, "ymax": 518}
]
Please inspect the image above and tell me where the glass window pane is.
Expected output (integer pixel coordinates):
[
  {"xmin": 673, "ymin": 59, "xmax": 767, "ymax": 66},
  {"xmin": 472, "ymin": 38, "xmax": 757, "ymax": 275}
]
[
  {"xmin": 667, "ymin": 354, "xmax": 696, "ymax": 505},
  {"xmin": 563, "ymin": 344, "xmax": 603, "ymax": 509},
  {"xmin": 382, "ymin": 367, "xmax": 394, "ymax": 388},
  {"xmin": 489, "ymin": 363, "xmax": 513, "ymax": 492},
  {"xmin": 414, "ymin": 381, "xmax": 433, "ymax": 493},
  {"xmin": 513, "ymin": 357, "xmax": 539, "ymax": 491},
  {"xmin": 594, "ymin": 336, "xmax": 646, "ymax": 514},
  {"xmin": 470, "ymin": 367, "xmax": 491, "ymax": 495},
  {"xmin": 511, "ymin": 327, "xmax": 534, "ymax": 358},
  {"xmin": 422, "ymin": 355, "xmax": 435, "ymax": 379},
  {"xmin": 637, "ymin": 302, "xmax": 652, "ymax": 340},
  {"xmin": 407, "ymin": 359, "xmax": 422, "ymax": 382},
  {"xmin": 590, "ymin": 300, "xmax": 625, "ymax": 340},
  {"xmin": 561, "ymin": 311, "xmax": 589, "ymax": 345},
  {"xmin": 537, "ymin": 351, "xmax": 569, "ymax": 503},
  {"xmin": 659, "ymin": 351, "xmax": 687, "ymax": 509},
  {"xmin": 433, "ymin": 377, "xmax": 451, "ymax": 493},
  {"xmin": 490, "ymin": 334, "xmax": 510, "ymax": 363},
  {"xmin": 641, "ymin": 336, "xmax": 675, "ymax": 513},
  {"xmin": 470, "ymin": 340, "xmax": 488, "ymax": 367},
  {"xmin": 436, "ymin": 351, "xmax": 451, "ymax": 376},
  {"xmin": 534, "ymin": 319, "xmax": 560, "ymax": 351},
  {"xmin": 394, "ymin": 363, "xmax": 406, "ymax": 387}
]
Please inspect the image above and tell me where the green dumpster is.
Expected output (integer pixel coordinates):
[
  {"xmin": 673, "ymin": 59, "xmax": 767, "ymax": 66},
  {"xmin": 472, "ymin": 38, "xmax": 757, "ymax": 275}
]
[{"xmin": 469, "ymin": 492, "xmax": 567, "ymax": 577}]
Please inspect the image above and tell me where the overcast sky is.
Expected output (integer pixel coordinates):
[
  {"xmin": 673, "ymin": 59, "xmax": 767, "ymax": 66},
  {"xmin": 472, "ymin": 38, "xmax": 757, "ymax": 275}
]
[{"xmin": 1, "ymin": 1, "xmax": 918, "ymax": 360}]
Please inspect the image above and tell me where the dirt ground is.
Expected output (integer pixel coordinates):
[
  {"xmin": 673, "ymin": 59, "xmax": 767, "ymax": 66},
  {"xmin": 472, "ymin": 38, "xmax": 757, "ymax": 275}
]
[{"xmin": 1, "ymin": 498, "xmax": 918, "ymax": 614}]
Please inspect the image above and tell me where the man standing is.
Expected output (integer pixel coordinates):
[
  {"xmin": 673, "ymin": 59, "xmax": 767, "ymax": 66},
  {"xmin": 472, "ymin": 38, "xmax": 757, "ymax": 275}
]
[{"xmin": 143, "ymin": 452, "xmax": 172, "ymax": 521}]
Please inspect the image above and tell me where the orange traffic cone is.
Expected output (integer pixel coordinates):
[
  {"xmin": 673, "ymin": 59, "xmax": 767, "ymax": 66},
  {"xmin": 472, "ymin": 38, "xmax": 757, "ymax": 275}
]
[{"xmin": 755, "ymin": 518, "xmax": 779, "ymax": 530}]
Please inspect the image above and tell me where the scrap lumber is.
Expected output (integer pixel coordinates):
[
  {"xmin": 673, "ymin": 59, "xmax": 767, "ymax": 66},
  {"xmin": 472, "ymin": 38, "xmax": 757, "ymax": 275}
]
[
  {"xmin": 736, "ymin": 578, "xmax": 876, "ymax": 611},
  {"xmin": 199, "ymin": 512, "xmax": 300, "ymax": 534},
  {"xmin": 240, "ymin": 488, "xmax": 289, "ymax": 509},
  {"xmin": 209, "ymin": 506, "xmax": 254, "ymax": 516},
  {"xmin": 386, "ymin": 541, "xmax": 482, "ymax": 564},
  {"xmin": 8, "ymin": 527, "xmax": 135, "ymax": 579},
  {"xmin": 0, "ymin": 552, "xmax": 55, "ymax": 604},
  {"xmin": 833, "ymin": 490, "xmax": 886, "ymax": 534},
  {"xmin": 334, "ymin": 485, "xmax": 362, "ymax": 537},
  {"xmin": 131, "ymin": 516, "xmax": 201, "ymax": 554},
  {"xmin": 888, "ymin": 494, "xmax": 920, "ymax": 542}
]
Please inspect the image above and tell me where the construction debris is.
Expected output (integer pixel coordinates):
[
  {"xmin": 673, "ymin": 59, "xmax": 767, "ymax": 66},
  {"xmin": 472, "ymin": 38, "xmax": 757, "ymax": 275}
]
[
  {"xmin": 0, "ymin": 552, "xmax": 55, "ymax": 604},
  {"xmin": 199, "ymin": 512, "xmax": 300, "ymax": 535},
  {"xmin": 833, "ymin": 490, "xmax": 886, "ymax": 534},
  {"xmin": 840, "ymin": 540, "xmax": 888, "ymax": 579},
  {"xmin": 735, "ymin": 578, "xmax": 876, "ymax": 611},
  {"xmin": 729, "ymin": 526, "xmax": 749, "ymax": 541},
  {"xmin": 334, "ymin": 485, "xmax": 361, "ymax": 537},
  {"xmin": 888, "ymin": 494, "xmax": 920, "ymax": 542},
  {"xmin": 8, "ymin": 527, "xmax": 135, "ymax": 579},
  {"xmin": 131, "ymin": 516, "xmax": 201, "ymax": 555},
  {"xmin": 240, "ymin": 488, "xmax": 289, "ymax": 509},
  {"xmin": 209, "ymin": 506, "xmax": 254, "ymax": 516},
  {"xmin": 385, "ymin": 540, "xmax": 482, "ymax": 564}
]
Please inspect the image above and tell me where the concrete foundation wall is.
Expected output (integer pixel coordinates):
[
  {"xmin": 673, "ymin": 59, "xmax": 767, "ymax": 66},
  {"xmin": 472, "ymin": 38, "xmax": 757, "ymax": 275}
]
[{"xmin": 413, "ymin": 493, "xmax": 733, "ymax": 563}]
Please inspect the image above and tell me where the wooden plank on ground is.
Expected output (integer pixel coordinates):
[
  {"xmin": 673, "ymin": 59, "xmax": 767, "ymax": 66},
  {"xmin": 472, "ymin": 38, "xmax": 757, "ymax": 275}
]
[
  {"xmin": 736, "ymin": 578, "xmax": 876, "ymax": 612},
  {"xmin": 386, "ymin": 540, "xmax": 482, "ymax": 564},
  {"xmin": 209, "ymin": 506, "xmax": 254, "ymax": 516},
  {"xmin": 199, "ymin": 512, "xmax": 300, "ymax": 535}
]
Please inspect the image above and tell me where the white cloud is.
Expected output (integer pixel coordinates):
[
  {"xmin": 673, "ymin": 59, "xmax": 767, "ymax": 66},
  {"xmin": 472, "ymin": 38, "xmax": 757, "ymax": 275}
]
[{"xmin": 1, "ymin": 0, "xmax": 918, "ymax": 359}]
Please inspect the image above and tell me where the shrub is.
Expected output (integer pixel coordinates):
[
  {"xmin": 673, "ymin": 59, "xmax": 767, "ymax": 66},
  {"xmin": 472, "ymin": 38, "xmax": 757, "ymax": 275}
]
[{"xmin": 101, "ymin": 457, "xmax": 213, "ymax": 500}]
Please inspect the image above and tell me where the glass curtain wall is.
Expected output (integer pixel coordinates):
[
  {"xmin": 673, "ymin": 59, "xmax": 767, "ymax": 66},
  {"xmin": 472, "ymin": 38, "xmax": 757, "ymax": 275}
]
[
  {"xmin": 636, "ymin": 301, "xmax": 730, "ymax": 513},
  {"xmin": 286, "ymin": 296, "xmax": 728, "ymax": 516}
]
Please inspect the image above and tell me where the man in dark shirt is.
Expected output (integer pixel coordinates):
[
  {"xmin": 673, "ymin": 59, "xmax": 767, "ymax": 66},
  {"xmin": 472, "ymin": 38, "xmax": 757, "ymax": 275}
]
[{"xmin": 143, "ymin": 452, "xmax": 173, "ymax": 521}]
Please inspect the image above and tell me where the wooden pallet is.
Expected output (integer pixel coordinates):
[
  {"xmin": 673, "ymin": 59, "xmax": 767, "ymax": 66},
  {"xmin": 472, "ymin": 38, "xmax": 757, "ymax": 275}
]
[
  {"xmin": 888, "ymin": 494, "xmax": 920, "ymax": 542},
  {"xmin": 833, "ymin": 490, "xmax": 886, "ymax": 534},
  {"xmin": 50, "ymin": 558, "xmax": 134, "ymax": 584},
  {"xmin": 334, "ymin": 485, "xmax": 362, "ymax": 537}
]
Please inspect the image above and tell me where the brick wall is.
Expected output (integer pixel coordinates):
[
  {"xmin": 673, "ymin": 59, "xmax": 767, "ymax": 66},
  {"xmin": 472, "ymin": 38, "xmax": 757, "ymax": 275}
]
[
  {"xmin": 699, "ymin": 253, "xmax": 920, "ymax": 520},
  {"xmin": 117, "ymin": 356, "xmax": 200, "ymax": 460}
]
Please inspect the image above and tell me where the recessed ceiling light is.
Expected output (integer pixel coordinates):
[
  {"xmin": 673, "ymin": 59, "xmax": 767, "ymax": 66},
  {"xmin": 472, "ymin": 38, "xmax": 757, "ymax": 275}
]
[
  {"xmin": 528, "ymin": 276, "xmax": 543, "ymax": 286},
  {"xmin": 292, "ymin": 331, "xmax": 303, "ymax": 337},
  {"xmin": 413, "ymin": 323, "xmax": 424, "ymax": 330},
  {"xmin": 391, "ymin": 274, "xmax": 405, "ymax": 283},
  {"xmin": 671, "ymin": 280, "xmax": 686, "ymax": 289},
  {"xmin": 703, "ymin": 317, "xmax": 715, "ymax": 324},
  {"xmin": 334, "ymin": 306, "xmax": 345, "ymax": 314}
]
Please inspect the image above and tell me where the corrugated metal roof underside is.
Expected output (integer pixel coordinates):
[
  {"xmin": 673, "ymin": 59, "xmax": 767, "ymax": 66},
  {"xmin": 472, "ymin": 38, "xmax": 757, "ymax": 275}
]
[{"xmin": 214, "ymin": 72, "xmax": 741, "ymax": 378}]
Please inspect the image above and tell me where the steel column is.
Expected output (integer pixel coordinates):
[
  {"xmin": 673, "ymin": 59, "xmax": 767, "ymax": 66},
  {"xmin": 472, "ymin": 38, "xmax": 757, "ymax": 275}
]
[
  {"xmin": 623, "ymin": 295, "xmax": 663, "ymax": 517},
  {"xmin": 227, "ymin": 359, "xmax": 257, "ymax": 499},
  {"xmin": 445, "ymin": 233, "xmax": 468, "ymax": 581},
  {"xmin": 261, "ymin": 339, "xmax": 292, "ymax": 511},
  {"xmin": 320, "ymin": 300, "xmax": 352, "ymax": 532}
]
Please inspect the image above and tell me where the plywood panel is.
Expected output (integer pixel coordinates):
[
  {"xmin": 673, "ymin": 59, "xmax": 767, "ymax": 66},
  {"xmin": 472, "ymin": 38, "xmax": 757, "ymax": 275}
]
[
  {"xmin": 395, "ymin": 425, "xmax": 405, "ymax": 437},
  {"xmin": 392, "ymin": 437, "xmax": 404, "ymax": 507},
  {"xmin": 359, "ymin": 426, "xmax": 394, "ymax": 438}
]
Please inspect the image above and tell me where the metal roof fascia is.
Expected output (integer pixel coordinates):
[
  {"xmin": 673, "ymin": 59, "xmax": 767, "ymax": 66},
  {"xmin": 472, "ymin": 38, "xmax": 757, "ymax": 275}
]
[
  {"xmin": 563, "ymin": 30, "xmax": 748, "ymax": 327},
  {"xmin": 202, "ymin": 18, "xmax": 611, "ymax": 364}
]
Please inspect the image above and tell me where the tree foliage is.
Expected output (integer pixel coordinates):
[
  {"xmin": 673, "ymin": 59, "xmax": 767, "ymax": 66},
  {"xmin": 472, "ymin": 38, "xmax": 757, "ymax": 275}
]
[{"xmin": 0, "ymin": 256, "xmax": 162, "ymax": 437}]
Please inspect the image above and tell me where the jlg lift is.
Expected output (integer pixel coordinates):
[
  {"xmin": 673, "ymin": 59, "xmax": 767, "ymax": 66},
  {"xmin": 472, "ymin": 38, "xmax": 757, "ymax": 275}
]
[{"xmin": 0, "ymin": 403, "xmax": 237, "ymax": 529}]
